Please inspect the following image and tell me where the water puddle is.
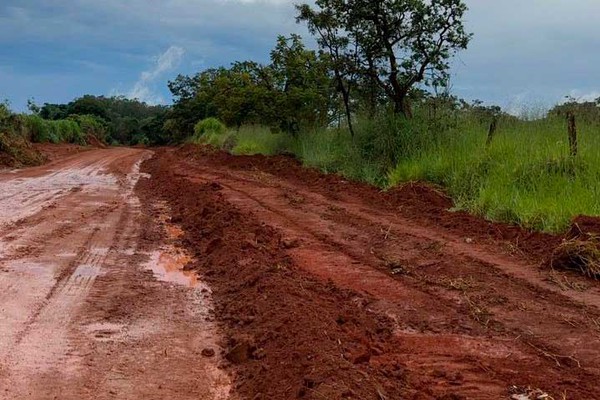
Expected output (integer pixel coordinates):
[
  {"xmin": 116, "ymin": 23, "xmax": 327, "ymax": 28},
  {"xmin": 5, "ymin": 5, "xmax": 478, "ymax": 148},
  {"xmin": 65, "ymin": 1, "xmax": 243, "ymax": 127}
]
[
  {"xmin": 146, "ymin": 248, "xmax": 197, "ymax": 288},
  {"xmin": 145, "ymin": 201, "xmax": 199, "ymax": 288}
]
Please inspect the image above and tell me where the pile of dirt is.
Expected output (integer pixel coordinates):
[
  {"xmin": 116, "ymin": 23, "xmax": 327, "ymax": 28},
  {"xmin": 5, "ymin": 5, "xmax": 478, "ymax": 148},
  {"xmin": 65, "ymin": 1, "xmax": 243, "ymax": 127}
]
[
  {"xmin": 176, "ymin": 144, "xmax": 561, "ymax": 262},
  {"xmin": 86, "ymin": 134, "xmax": 107, "ymax": 149},
  {"xmin": 0, "ymin": 131, "xmax": 46, "ymax": 168},
  {"xmin": 139, "ymin": 152, "xmax": 410, "ymax": 399}
]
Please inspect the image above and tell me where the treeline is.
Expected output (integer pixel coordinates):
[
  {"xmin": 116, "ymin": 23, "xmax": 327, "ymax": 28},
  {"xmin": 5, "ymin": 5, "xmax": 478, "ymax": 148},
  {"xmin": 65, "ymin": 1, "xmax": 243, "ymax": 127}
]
[
  {"xmin": 1, "ymin": 101, "xmax": 103, "ymax": 147},
  {"xmin": 165, "ymin": 0, "xmax": 473, "ymax": 138},
  {"xmin": 31, "ymin": 95, "xmax": 169, "ymax": 145}
]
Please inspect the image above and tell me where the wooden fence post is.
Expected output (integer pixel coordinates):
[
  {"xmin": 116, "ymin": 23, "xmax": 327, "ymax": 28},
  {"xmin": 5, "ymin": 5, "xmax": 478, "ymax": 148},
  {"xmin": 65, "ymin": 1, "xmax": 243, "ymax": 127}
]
[
  {"xmin": 486, "ymin": 117, "xmax": 498, "ymax": 146},
  {"xmin": 567, "ymin": 112, "xmax": 578, "ymax": 157}
]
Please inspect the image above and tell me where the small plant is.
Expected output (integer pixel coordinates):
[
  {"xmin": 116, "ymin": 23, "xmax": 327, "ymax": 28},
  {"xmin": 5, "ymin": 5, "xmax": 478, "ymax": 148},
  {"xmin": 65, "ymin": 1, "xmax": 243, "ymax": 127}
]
[{"xmin": 194, "ymin": 117, "xmax": 227, "ymax": 138}]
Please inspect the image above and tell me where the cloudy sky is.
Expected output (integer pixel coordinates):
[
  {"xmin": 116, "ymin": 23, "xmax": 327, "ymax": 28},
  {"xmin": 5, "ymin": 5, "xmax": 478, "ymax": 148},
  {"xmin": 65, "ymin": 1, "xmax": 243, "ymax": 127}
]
[{"xmin": 1, "ymin": 0, "xmax": 598, "ymax": 112}]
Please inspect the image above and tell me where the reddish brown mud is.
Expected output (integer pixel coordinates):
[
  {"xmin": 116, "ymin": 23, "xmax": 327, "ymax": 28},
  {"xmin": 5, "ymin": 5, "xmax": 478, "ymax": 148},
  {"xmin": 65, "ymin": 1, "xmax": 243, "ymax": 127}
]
[
  {"xmin": 2, "ymin": 145, "xmax": 599, "ymax": 400},
  {"xmin": 140, "ymin": 146, "xmax": 600, "ymax": 400},
  {"xmin": 0, "ymin": 148, "xmax": 231, "ymax": 399}
]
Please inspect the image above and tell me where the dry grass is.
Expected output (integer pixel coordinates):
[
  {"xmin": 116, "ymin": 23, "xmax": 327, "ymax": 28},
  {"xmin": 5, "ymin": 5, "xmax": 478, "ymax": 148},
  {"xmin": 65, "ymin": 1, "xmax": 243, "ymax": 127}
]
[
  {"xmin": 545, "ymin": 271, "xmax": 589, "ymax": 292},
  {"xmin": 550, "ymin": 238, "xmax": 600, "ymax": 279}
]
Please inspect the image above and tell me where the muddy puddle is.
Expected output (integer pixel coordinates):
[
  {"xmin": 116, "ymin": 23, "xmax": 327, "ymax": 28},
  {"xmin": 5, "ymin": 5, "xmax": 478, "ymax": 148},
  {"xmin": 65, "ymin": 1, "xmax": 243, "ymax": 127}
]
[
  {"xmin": 145, "ymin": 202, "xmax": 203, "ymax": 288},
  {"xmin": 146, "ymin": 249, "xmax": 198, "ymax": 287}
]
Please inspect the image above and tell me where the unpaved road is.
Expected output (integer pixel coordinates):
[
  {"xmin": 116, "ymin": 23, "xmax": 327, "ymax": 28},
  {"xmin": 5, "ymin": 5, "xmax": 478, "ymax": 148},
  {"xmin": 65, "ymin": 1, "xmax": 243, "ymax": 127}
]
[
  {"xmin": 0, "ymin": 148, "xmax": 230, "ymax": 399},
  {"xmin": 2, "ymin": 147, "xmax": 600, "ymax": 399}
]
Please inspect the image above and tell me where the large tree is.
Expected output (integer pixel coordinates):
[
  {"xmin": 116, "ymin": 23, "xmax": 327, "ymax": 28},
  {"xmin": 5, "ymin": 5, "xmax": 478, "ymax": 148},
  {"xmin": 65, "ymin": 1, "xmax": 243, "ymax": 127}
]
[{"xmin": 297, "ymin": 0, "xmax": 472, "ymax": 117}]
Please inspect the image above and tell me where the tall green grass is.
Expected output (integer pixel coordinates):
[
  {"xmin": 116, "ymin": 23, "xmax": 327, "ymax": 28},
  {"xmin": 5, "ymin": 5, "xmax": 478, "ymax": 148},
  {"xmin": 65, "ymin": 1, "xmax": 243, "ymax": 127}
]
[{"xmin": 388, "ymin": 116, "xmax": 600, "ymax": 232}]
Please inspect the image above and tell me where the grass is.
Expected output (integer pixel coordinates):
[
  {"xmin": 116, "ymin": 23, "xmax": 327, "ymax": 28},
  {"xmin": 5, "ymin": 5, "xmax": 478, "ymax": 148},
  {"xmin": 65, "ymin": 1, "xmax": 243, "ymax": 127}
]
[
  {"xmin": 231, "ymin": 126, "xmax": 290, "ymax": 156},
  {"xmin": 388, "ymin": 115, "xmax": 600, "ymax": 232},
  {"xmin": 551, "ymin": 238, "xmax": 600, "ymax": 278},
  {"xmin": 193, "ymin": 111, "xmax": 600, "ymax": 233}
]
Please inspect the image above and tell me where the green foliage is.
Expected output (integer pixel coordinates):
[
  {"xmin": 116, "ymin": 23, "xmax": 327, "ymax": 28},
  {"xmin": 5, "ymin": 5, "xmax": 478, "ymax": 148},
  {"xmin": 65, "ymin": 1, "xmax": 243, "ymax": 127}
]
[
  {"xmin": 167, "ymin": 35, "xmax": 333, "ymax": 139},
  {"xmin": 0, "ymin": 104, "xmax": 46, "ymax": 167},
  {"xmin": 39, "ymin": 95, "xmax": 168, "ymax": 145},
  {"xmin": 190, "ymin": 118, "xmax": 230, "ymax": 147},
  {"xmin": 231, "ymin": 126, "xmax": 290, "ymax": 156},
  {"xmin": 25, "ymin": 115, "xmax": 54, "ymax": 143},
  {"xmin": 297, "ymin": 0, "xmax": 472, "ymax": 115},
  {"xmin": 387, "ymin": 114, "xmax": 600, "ymax": 232},
  {"xmin": 23, "ymin": 113, "xmax": 111, "ymax": 145},
  {"xmin": 194, "ymin": 117, "xmax": 227, "ymax": 137},
  {"xmin": 70, "ymin": 114, "xmax": 108, "ymax": 142}
]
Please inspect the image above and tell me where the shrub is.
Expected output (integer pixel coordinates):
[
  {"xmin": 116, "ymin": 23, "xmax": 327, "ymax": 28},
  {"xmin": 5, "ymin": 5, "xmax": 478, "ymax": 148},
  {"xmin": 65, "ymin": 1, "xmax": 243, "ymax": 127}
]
[
  {"xmin": 194, "ymin": 117, "xmax": 227, "ymax": 138},
  {"xmin": 25, "ymin": 115, "xmax": 52, "ymax": 143},
  {"xmin": 71, "ymin": 114, "xmax": 108, "ymax": 143}
]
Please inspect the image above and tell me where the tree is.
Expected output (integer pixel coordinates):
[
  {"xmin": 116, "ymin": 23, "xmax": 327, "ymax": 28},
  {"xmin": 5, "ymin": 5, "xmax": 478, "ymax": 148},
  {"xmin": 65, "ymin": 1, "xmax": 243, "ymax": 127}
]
[
  {"xmin": 297, "ymin": 0, "xmax": 472, "ymax": 117},
  {"xmin": 269, "ymin": 34, "xmax": 333, "ymax": 133},
  {"xmin": 297, "ymin": 1, "xmax": 360, "ymax": 135}
]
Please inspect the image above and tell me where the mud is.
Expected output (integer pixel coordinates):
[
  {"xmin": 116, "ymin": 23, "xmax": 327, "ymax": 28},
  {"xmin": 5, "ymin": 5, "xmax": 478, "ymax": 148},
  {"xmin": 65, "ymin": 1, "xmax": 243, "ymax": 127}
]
[
  {"xmin": 2, "ymin": 145, "xmax": 600, "ymax": 399},
  {"xmin": 0, "ymin": 148, "xmax": 231, "ymax": 399},
  {"xmin": 140, "ymin": 145, "xmax": 600, "ymax": 399}
]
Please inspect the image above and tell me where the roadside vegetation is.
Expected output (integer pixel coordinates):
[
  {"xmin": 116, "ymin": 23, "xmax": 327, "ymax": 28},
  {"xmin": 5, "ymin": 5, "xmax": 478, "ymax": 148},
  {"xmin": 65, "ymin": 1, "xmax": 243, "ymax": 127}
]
[{"xmin": 0, "ymin": 95, "xmax": 169, "ymax": 166}]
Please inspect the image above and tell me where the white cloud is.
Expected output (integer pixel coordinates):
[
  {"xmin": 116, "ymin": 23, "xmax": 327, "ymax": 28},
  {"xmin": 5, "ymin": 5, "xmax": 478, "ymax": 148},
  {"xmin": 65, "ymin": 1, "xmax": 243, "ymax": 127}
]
[
  {"xmin": 127, "ymin": 46, "xmax": 185, "ymax": 104},
  {"xmin": 565, "ymin": 90, "xmax": 600, "ymax": 103}
]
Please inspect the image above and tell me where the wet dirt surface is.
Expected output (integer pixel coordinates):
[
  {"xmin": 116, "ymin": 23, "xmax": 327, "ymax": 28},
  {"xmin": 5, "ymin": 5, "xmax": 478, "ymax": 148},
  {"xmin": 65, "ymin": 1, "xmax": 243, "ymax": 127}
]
[
  {"xmin": 141, "ymin": 146, "xmax": 600, "ymax": 399},
  {"xmin": 0, "ymin": 148, "xmax": 231, "ymax": 399},
  {"xmin": 3, "ymin": 145, "xmax": 600, "ymax": 399}
]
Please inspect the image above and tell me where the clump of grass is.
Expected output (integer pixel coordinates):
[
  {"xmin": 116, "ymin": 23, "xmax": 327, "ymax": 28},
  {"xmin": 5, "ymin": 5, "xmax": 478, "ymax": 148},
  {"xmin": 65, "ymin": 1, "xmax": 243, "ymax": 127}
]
[
  {"xmin": 190, "ymin": 117, "xmax": 231, "ymax": 146},
  {"xmin": 194, "ymin": 117, "xmax": 227, "ymax": 137},
  {"xmin": 551, "ymin": 238, "xmax": 600, "ymax": 279},
  {"xmin": 231, "ymin": 126, "xmax": 289, "ymax": 156}
]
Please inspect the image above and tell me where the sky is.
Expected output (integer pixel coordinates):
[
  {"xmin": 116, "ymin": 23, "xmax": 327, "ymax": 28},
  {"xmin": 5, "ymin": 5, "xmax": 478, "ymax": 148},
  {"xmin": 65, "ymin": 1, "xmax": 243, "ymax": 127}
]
[{"xmin": 1, "ymin": 0, "xmax": 599, "ymax": 112}]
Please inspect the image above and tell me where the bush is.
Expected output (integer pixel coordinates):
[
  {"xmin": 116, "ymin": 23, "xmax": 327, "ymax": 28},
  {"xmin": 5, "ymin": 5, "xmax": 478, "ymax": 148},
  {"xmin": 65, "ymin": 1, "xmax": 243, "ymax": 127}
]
[
  {"xmin": 71, "ymin": 114, "xmax": 108, "ymax": 143},
  {"xmin": 194, "ymin": 117, "xmax": 227, "ymax": 138},
  {"xmin": 25, "ymin": 115, "xmax": 52, "ymax": 143}
]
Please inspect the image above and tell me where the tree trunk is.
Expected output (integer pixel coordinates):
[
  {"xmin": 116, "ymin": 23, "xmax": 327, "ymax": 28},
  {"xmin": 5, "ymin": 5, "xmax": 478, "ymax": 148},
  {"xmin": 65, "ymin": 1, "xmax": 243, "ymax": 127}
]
[
  {"xmin": 340, "ymin": 87, "xmax": 355, "ymax": 137},
  {"xmin": 486, "ymin": 117, "xmax": 498, "ymax": 146},
  {"xmin": 393, "ymin": 95, "xmax": 413, "ymax": 118},
  {"xmin": 567, "ymin": 112, "xmax": 578, "ymax": 157}
]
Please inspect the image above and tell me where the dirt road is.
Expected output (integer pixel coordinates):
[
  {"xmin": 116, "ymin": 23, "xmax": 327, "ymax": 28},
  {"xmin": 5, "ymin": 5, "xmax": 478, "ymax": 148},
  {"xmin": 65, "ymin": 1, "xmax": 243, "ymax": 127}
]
[
  {"xmin": 0, "ymin": 148, "xmax": 231, "ymax": 399},
  {"xmin": 141, "ymin": 147, "xmax": 600, "ymax": 399},
  {"xmin": 2, "ymin": 146, "xmax": 600, "ymax": 399}
]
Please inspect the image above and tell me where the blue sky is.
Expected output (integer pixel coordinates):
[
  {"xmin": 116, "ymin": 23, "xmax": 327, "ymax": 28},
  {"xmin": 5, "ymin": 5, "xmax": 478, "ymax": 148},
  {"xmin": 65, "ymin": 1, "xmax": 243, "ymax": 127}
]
[{"xmin": 1, "ymin": 0, "xmax": 599, "ymax": 112}]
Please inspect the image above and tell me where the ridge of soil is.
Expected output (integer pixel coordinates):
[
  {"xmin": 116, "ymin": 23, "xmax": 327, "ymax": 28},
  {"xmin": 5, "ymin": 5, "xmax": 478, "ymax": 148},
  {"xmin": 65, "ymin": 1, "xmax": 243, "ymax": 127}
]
[
  {"xmin": 176, "ymin": 144, "xmax": 565, "ymax": 262},
  {"xmin": 141, "ymin": 146, "xmax": 600, "ymax": 399},
  {"xmin": 140, "ymin": 154, "xmax": 408, "ymax": 399}
]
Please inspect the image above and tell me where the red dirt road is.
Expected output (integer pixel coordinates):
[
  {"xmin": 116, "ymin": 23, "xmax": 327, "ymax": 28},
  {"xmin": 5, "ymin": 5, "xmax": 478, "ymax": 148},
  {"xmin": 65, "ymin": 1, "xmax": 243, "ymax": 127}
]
[
  {"xmin": 142, "ymin": 146, "xmax": 600, "ymax": 400},
  {"xmin": 2, "ymin": 146, "xmax": 600, "ymax": 399},
  {"xmin": 0, "ymin": 148, "xmax": 231, "ymax": 399}
]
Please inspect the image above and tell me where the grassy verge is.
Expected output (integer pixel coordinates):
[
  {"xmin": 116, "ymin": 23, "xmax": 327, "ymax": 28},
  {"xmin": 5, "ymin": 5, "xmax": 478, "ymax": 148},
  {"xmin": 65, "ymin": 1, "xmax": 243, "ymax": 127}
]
[{"xmin": 191, "ymin": 113, "xmax": 600, "ymax": 233}]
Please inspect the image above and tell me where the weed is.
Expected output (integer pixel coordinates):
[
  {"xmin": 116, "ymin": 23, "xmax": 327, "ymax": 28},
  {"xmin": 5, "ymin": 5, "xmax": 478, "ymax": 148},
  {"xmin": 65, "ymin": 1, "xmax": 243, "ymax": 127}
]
[{"xmin": 550, "ymin": 239, "xmax": 600, "ymax": 278}]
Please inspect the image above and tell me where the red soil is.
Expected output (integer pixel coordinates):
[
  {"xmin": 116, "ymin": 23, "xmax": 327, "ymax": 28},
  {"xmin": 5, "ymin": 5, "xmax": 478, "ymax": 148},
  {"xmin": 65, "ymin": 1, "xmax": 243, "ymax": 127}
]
[{"xmin": 141, "ymin": 146, "xmax": 600, "ymax": 399}]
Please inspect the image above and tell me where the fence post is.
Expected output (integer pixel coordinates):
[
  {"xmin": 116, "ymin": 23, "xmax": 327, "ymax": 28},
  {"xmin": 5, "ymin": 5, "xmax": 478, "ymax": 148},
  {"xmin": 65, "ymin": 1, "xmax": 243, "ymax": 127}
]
[
  {"xmin": 567, "ymin": 112, "xmax": 578, "ymax": 157},
  {"xmin": 486, "ymin": 116, "xmax": 498, "ymax": 146}
]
